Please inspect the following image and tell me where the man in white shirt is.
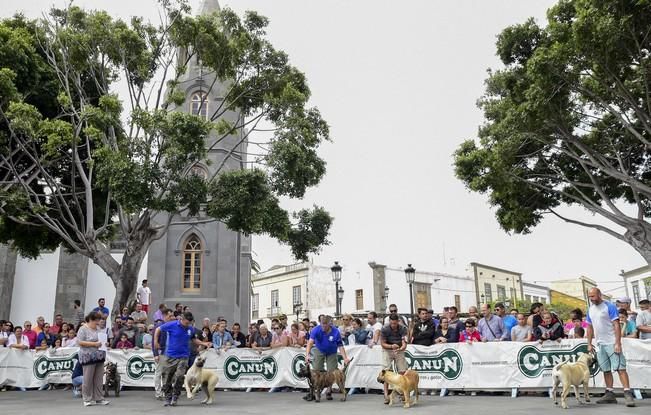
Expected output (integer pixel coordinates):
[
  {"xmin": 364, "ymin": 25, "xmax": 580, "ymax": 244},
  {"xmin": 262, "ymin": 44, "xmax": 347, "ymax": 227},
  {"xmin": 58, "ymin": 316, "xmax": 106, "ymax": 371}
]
[
  {"xmin": 137, "ymin": 279, "xmax": 152, "ymax": 314},
  {"xmin": 586, "ymin": 288, "xmax": 635, "ymax": 407},
  {"xmin": 636, "ymin": 299, "xmax": 650, "ymax": 340},
  {"xmin": 366, "ymin": 311, "xmax": 383, "ymax": 346}
]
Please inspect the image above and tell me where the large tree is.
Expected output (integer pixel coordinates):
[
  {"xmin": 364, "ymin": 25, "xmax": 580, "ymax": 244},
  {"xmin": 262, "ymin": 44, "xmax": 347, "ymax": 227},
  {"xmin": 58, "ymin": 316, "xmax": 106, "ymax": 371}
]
[
  {"xmin": 0, "ymin": 2, "xmax": 332, "ymax": 315},
  {"xmin": 454, "ymin": 0, "xmax": 651, "ymax": 265}
]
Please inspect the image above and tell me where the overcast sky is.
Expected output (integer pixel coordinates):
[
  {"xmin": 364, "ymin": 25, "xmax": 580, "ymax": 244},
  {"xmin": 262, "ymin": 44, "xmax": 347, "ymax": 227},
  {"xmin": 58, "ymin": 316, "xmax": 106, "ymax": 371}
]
[{"xmin": 2, "ymin": 0, "xmax": 643, "ymax": 298}]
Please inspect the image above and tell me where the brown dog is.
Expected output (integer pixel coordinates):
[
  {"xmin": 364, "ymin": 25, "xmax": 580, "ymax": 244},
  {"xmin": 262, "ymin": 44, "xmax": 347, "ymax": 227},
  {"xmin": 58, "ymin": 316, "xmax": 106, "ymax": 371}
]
[
  {"xmin": 297, "ymin": 362, "xmax": 350, "ymax": 402},
  {"xmin": 551, "ymin": 352, "xmax": 595, "ymax": 409},
  {"xmin": 377, "ymin": 369, "xmax": 419, "ymax": 408}
]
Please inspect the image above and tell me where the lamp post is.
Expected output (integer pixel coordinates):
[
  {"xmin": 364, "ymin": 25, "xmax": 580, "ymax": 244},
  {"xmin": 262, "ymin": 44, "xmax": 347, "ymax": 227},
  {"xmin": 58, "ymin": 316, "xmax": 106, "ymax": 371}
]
[
  {"xmin": 480, "ymin": 293, "xmax": 485, "ymax": 306},
  {"xmin": 337, "ymin": 287, "xmax": 344, "ymax": 316},
  {"xmin": 331, "ymin": 261, "xmax": 342, "ymax": 316},
  {"xmin": 381, "ymin": 286, "xmax": 390, "ymax": 311},
  {"xmin": 293, "ymin": 302, "xmax": 303, "ymax": 322},
  {"xmin": 404, "ymin": 264, "xmax": 416, "ymax": 317}
]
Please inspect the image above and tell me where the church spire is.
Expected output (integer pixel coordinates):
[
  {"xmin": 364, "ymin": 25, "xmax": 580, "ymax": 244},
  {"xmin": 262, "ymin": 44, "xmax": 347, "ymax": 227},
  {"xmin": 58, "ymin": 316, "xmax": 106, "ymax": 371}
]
[{"xmin": 199, "ymin": 0, "xmax": 220, "ymax": 16}]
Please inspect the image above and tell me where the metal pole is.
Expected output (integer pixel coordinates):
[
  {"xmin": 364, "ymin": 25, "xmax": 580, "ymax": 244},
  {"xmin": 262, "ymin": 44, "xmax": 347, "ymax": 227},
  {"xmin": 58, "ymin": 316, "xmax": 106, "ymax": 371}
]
[
  {"xmin": 335, "ymin": 281, "xmax": 340, "ymax": 316},
  {"xmin": 409, "ymin": 283, "xmax": 414, "ymax": 316}
]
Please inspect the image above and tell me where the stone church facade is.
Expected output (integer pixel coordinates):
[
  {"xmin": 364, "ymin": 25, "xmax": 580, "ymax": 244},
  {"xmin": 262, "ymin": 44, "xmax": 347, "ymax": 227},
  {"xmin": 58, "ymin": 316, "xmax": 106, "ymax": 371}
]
[{"xmin": 0, "ymin": 0, "xmax": 251, "ymax": 326}]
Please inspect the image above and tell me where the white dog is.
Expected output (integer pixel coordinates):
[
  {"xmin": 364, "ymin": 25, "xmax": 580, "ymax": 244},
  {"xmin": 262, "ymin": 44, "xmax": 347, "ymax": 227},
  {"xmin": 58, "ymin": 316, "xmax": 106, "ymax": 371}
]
[
  {"xmin": 551, "ymin": 352, "xmax": 595, "ymax": 409},
  {"xmin": 184, "ymin": 354, "xmax": 219, "ymax": 405}
]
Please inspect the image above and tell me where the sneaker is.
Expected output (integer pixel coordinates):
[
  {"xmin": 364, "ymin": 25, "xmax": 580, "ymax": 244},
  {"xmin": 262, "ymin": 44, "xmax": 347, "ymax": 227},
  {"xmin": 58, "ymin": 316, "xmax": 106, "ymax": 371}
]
[
  {"xmin": 83, "ymin": 401, "xmax": 94, "ymax": 407},
  {"xmin": 163, "ymin": 399, "xmax": 172, "ymax": 407},
  {"xmin": 170, "ymin": 397, "xmax": 178, "ymax": 406},
  {"xmin": 624, "ymin": 391, "xmax": 636, "ymax": 407},
  {"xmin": 597, "ymin": 390, "xmax": 617, "ymax": 404},
  {"xmin": 95, "ymin": 400, "xmax": 110, "ymax": 405}
]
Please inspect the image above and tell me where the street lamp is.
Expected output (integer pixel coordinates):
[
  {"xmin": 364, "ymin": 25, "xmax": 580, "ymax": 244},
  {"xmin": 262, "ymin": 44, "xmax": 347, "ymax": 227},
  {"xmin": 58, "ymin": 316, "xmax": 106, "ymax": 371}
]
[
  {"xmin": 381, "ymin": 285, "xmax": 390, "ymax": 313},
  {"xmin": 480, "ymin": 293, "xmax": 485, "ymax": 306},
  {"xmin": 293, "ymin": 302, "xmax": 303, "ymax": 322},
  {"xmin": 404, "ymin": 264, "xmax": 416, "ymax": 317},
  {"xmin": 331, "ymin": 261, "xmax": 342, "ymax": 316},
  {"xmin": 337, "ymin": 287, "xmax": 344, "ymax": 316}
]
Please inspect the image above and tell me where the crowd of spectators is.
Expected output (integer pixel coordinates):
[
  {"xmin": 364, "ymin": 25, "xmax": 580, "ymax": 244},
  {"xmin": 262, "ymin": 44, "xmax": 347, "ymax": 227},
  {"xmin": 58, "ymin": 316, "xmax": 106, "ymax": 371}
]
[{"xmin": 1, "ymin": 297, "xmax": 649, "ymax": 353}]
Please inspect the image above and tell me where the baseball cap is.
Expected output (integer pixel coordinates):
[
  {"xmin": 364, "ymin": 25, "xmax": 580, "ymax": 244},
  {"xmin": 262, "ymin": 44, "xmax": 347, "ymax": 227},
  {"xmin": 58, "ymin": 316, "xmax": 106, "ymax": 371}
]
[{"xmin": 616, "ymin": 296, "xmax": 632, "ymax": 304}]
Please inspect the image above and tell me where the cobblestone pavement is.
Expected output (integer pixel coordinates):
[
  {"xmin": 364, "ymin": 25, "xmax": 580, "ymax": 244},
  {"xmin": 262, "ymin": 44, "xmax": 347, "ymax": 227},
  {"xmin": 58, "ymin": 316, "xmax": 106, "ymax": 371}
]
[{"xmin": 1, "ymin": 389, "xmax": 648, "ymax": 414}]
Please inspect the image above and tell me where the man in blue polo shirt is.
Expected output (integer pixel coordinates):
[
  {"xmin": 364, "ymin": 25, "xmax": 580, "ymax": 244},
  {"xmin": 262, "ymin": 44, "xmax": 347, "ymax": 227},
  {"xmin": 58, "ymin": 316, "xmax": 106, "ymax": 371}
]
[
  {"xmin": 305, "ymin": 315, "xmax": 350, "ymax": 401},
  {"xmin": 154, "ymin": 312, "xmax": 211, "ymax": 406},
  {"xmin": 92, "ymin": 298, "xmax": 110, "ymax": 319}
]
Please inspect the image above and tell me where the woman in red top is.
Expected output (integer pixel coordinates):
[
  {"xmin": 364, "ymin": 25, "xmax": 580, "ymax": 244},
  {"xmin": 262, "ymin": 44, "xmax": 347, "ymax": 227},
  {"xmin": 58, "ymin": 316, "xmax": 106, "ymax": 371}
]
[{"xmin": 459, "ymin": 318, "xmax": 481, "ymax": 343}]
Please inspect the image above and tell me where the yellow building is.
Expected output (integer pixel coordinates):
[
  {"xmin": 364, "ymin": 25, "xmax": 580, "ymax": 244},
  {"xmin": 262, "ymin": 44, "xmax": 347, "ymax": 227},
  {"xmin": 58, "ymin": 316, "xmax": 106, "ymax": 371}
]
[
  {"xmin": 470, "ymin": 262, "xmax": 524, "ymax": 306},
  {"xmin": 550, "ymin": 276, "xmax": 612, "ymax": 304},
  {"xmin": 549, "ymin": 289, "xmax": 586, "ymax": 310}
]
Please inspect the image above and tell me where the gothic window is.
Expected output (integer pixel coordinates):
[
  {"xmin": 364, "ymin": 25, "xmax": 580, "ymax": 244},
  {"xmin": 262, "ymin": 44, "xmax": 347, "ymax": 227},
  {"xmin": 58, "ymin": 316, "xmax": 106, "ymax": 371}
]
[
  {"xmin": 182, "ymin": 234, "xmax": 202, "ymax": 292},
  {"xmin": 190, "ymin": 165, "xmax": 208, "ymax": 179},
  {"xmin": 190, "ymin": 92, "xmax": 208, "ymax": 120}
]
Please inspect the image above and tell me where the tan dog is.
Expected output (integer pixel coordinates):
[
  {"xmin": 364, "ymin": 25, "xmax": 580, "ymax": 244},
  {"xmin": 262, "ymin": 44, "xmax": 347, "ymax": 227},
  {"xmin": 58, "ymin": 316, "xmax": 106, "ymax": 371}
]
[
  {"xmin": 551, "ymin": 352, "xmax": 595, "ymax": 409},
  {"xmin": 377, "ymin": 369, "xmax": 419, "ymax": 408},
  {"xmin": 184, "ymin": 354, "xmax": 219, "ymax": 405}
]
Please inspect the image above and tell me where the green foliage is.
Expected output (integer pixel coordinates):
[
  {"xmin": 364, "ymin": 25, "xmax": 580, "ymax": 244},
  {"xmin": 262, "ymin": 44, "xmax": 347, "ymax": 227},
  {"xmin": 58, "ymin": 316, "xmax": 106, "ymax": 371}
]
[
  {"xmin": 454, "ymin": 0, "xmax": 651, "ymax": 254},
  {"xmin": 0, "ymin": 3, "xmax": 331, "ymax": 264}
]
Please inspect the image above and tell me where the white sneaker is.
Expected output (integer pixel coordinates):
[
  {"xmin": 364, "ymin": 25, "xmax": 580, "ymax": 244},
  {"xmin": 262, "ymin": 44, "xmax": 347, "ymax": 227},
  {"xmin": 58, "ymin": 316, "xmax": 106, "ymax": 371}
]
[
  {"xmin": 95, "ymin": 399, "xmax": 110, "ymax": 405},
  {"xmin": 83, "ymin": 401, "xmax": 94, "ymax": 407}
]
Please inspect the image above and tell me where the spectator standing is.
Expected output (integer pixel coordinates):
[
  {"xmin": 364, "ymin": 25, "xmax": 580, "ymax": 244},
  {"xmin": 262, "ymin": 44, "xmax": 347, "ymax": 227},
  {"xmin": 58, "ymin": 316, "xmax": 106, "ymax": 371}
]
[
  {"xmin": 212, "ymin": 321, "xmax": 234, "ymax": 350},
  {"xmin": 511, "ymin": 314, "xmax": 533, "ymax": 342},
  {"xmin": 305, "ymin": 315, "xmax": 350, "ymax": 401},
  {"xmin": 119, "ymin": 307, "xmax": 131, "ymax": 322},
  {"xmin": 77, "ymin": 311, "xmax": 110, "ymax": 407},
  {"xmin": 7, "ymin": 326, "xmax": 29, "ymax": 349},
  {"xmin": 33, "ymin": 316, "xmax": 45, "ymax": 334},
  {"xmin": 271, "ymin": 324, "xmax": 289, "ymax": 348},
  {"xmin": 383, "ymin": 304, "xmax": 409, "ymax": 327},
  {"xmin": 347, "ymin": 318, "xmax": 369, "ymax": 345},
  {"xmin": 478, "ymin": 304, "xmax": 507, "ymax": 341},
  {"xmin": 459, "ymin": 319, "xmax": 482, "ymax": 343},
  {"xmin": 586, "ymin": 288, "xmax": 635, "ymax": 407},
  {"xmin": 22, "ymin": 321, "xmax": 37, "ymax": 349},
  {"xmin": 62, "ymin": 328, "xmax": 79, "ymax": 347},
  {"xmin": 636, "ymin": 299, "xmax": 650, "ymax": 340},
  {"xmin": 564, "ymin": 309, "xmax": 588, "ymax": 335},
  {"xmin": 527, "ymin": 303, "xmax": 544, "ymax": 328},
  {"xmin": 153, "ymin": 304, "xmax": 166, "ymax": 324},
  {"xmin": 252, "ymin": 324, "xmax": 273, "ymax": 351},
  {"xmin": 495, "ymin": 303, "xmax": 517, "ymax": 340},
  {"xmin": 50, "ymin": 314, "xmax": 64, "ymax": 335},
  {"xmin": 366, "ymin": 312, "xmax": 383, "ymax": 346},
  {"xmin": 447, "ymin": 306, "xmax": 465, "ymax": 335},
  {"xmin": 433, "ymin": 317, "xmax": 457, "ymax": 343},
  {"xmin": 116, "ymin": 318, "xmax": 137, "ymax": 347},
  {"xmin": 231, "ymin": 323, "xmax": 247, "ymax": 348},
  {"xmin": 287, "ymin": 323, "xmax": 306, "ymax": 347},
  {"xmin": 92, "ymin": 298, "xmax": 110, "ymax": 320},
  {"xmin": 136, "ymin": 280, "xmax": 152, "ymax": 313},
  {"xmin": 411, "ymin": 307, "xmax": 436, "ymax": 346},
  {"xmin": 130, "ymin": 303, "xmax": 148, "ymax": 327},
  {"xmin": 142, "ymin": 325, "xmax": 154, "ymax": 349},
  {"xmin": 467, "ymin": 306, "xmax": 480, "ymax": 320},
  {"xmin": 616, "ymin": 297, "xmax": 634, "ymax": 322},
  {"xmin": 73, "ymin": 300, "xmax": 85, "ymax": 327},
  {"xmin": 533, "ymin": 311, "xmax": 564, "ymax": 341},
  {"xmin": 618, "ymin": 308, "xmax": 637, "ymax": 338},
  {"xmin": 36, "ymin": 323, "xmax": 56, "ymax": 347},
  {"xmin": 380, "ymin": 314, "xmax": 408, "ymax": 405},
  {"xmin": 247, "ymin": 322, "xmax": 259, "ymax": 348}
]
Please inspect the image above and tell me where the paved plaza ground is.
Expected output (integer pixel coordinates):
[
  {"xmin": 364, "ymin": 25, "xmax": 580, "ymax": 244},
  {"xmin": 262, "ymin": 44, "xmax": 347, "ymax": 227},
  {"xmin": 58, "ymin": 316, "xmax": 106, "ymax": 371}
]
[{"xmin": 1, "ymin": 389, "xmax": 649, "ymax": 414}]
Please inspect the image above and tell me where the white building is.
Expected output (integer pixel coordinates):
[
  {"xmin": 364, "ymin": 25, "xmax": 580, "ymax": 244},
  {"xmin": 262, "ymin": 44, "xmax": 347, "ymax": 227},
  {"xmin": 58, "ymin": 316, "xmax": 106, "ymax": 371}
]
[
  {"xmin": 522, "ymin": 281, "xmax": 550, "ymax": 305},
  {"xmin": 251, "ymin": 261, "xmax": 477, "ymax": 324},
  {"xmin": 620, "ymin": 265, "xmax": 651, "ymax": 310},
  {"xmin": 7, "ymin": 247, "xmax": 147, "ymax": 327}
]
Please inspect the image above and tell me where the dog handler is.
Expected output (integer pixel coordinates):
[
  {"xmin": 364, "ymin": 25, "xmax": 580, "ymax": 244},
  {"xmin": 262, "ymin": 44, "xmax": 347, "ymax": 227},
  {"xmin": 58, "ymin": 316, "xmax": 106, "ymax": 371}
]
[
  {"xmin": 381, "ymin": 314, "xmax": 408, "ymax": 405},
  {"xmin": 586, "ymin": 287, "xmax": 635, "ymax": 407},
  {"xmin": 305, "ymin": 315, "xmax": 351, "ymax": 400},
  {"xmin": 154, "ymin": 312, "xmax": 211, "ymax": 407}
]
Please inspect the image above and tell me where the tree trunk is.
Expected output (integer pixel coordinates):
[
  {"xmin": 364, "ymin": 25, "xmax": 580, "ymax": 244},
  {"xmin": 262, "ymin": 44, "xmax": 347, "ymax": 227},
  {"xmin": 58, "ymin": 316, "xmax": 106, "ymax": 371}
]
[
  {"xmin": 624, "ymin": 222, "xmax": 651, "ymax": 267},
  {"xmin": 111, "ymin": 244, "xmax": 150, "ymax": 321}
]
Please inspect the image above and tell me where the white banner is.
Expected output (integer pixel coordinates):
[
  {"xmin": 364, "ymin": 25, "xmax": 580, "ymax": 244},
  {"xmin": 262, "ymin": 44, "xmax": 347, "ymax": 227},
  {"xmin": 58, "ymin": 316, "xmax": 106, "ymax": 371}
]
[{"xmin": 2, "ymin": 339, "xmax": 650, "ymax": 389}]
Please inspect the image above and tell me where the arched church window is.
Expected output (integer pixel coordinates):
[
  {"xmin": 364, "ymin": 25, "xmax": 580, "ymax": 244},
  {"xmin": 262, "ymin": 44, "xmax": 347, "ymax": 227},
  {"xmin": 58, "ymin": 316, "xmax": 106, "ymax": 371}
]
[
  {"xmin": 182, "ymin": 234, "xmax": 202, "ymax": 291},
  {"xmin": 190, "ymin": 165, "xmax": 208, "ymax": 179},
  {"xmin": 190, "ymin": 92, "xmax": 208, "ymax": 120}
]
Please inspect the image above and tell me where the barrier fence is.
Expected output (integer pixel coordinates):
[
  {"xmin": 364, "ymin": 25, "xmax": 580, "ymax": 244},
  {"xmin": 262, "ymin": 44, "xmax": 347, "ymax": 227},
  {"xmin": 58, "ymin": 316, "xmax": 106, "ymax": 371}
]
[{"xmin": 1, "ymin": 339, "xmax": 650, "ymax": 390}]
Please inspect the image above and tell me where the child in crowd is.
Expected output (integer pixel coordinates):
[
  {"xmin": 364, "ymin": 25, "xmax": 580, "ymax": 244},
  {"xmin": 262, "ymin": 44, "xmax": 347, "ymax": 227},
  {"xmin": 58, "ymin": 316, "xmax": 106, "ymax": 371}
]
[{"xmin": 115, "ymin": 333, "xmax": 134, "ymax": 349}]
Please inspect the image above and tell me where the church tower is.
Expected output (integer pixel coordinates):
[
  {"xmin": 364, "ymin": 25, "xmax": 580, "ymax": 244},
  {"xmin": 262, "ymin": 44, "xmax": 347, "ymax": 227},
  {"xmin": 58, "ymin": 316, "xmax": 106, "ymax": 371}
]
[{"xmin": 147, "ymin": 0, "xmax": 252, "ymax": 326}]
